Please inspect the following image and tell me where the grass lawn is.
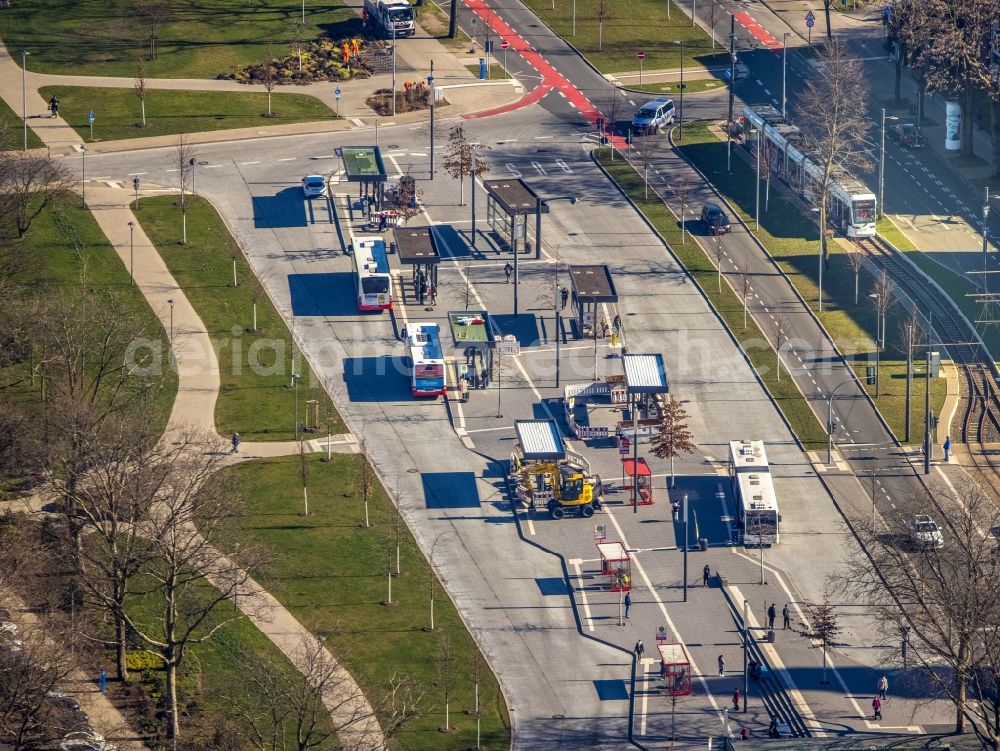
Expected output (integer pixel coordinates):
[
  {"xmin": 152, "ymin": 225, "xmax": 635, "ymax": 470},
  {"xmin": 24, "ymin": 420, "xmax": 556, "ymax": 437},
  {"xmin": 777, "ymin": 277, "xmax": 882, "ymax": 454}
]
[
  {"xmin": 224, "ymin": 454, "xmax": 511, "ymax": 751},
  {"xmin": 0, "ymin": 97, "xmax": 45, "ymax": 150},
  {"xmin": 418, "ymin": 0, "xmax": 472, "ymax": 48},
  {"xmin": 121, "ymin": 585, "xmax": 338, "ymax": 746},
  {"xmin": 673, "ymin": 123, "xmax": 947, "ymax": 445},
  {"xmin": 38, "ymin": 86, "xmax": 335, "ymax": 143},
  {"xmin": 0, "ymin": 0, "xmax": 362, "ymax": 78},
  {"xmin": 134, "ymin": 195, "xmax": 344, "ymax": 441},
  {"xmin": 629, "ymin": 78, "xmax": 726, "ymax": 95},
  {"xmin": 520, "ymin": 0, "xmax": 724, "ymax": 74},
  {"xmin": 0, "ymin": 198, "xmax": 176, "ymax": 496},
  {"xmin": 463, "ymin": 64, "xmax": 511, "ymax": 80}
]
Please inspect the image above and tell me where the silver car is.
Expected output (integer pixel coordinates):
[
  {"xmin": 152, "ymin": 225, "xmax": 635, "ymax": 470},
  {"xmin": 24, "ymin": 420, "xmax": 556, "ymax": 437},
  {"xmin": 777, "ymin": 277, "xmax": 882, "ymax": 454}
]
[
  {"xmin": 631, "ymin": 98, "xmax": 675, "ymax": 134},
  {"xmin": 300, "ymin": 175, "xmax": 328, "ymax": 198},
  {"xmin": 907, "ymin": 514, "xmax": 943, "ymax": 549}
]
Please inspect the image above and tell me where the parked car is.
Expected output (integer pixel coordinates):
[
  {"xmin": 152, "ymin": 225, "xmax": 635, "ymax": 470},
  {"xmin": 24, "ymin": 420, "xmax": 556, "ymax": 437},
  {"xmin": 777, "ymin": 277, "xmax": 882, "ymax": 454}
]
[
  {"xmin": 907, "ymin": 514, "xmax": 943, "ymax": 549},
  {"xmin": 701, "ymin": 203, "xmax": 732, "ymax": 235},
  {"xmin": 61, "ymin": 730, "xmax": 115, "ymax": 751},
  {"xmin": 891, "ymin": 122, "xmax": 924, "ymax": 148},
  {"xmin": 300, "ymin": 175, "xmax": 328, "ymax": 198},
  {"xmin": 631, "ymin": 98, "xmax": 675, "ymax": 134}
]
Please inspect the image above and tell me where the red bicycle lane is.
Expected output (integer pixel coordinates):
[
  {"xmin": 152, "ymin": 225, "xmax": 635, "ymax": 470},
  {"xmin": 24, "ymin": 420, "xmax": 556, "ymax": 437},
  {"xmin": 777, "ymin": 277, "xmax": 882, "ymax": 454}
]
[{"xmin": 462, "ymin": 0, "xmax": 627, "ymax": 148}]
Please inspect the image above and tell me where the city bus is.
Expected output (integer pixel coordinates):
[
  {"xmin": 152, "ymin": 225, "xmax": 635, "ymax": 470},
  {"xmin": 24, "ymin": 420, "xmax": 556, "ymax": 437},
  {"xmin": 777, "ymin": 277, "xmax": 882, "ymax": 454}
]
[
  {"xmin": 728, "ymin": 440, "xmax": 780, "ymax": 546},
  {"xmin": 352, "ymin": 236, "xmax": 392, "ymax": 311},
  {"xmin": 405, "ymin": 322, "xmax": 446, "ymax": 397}
]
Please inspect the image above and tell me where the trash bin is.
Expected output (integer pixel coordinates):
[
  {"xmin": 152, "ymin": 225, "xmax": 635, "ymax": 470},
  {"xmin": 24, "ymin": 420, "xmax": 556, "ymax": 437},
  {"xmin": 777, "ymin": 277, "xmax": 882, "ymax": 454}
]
[
  {"xmin": 767, "ymin": 629, "xmax": 775, "ymax": 643},
  {"xmin": 389, "ymin": 241, "xmax": 397, "ymax": 254},
  {"xmin": 698, "ymin": 538, "xmax": 708, "ymax": 551}
]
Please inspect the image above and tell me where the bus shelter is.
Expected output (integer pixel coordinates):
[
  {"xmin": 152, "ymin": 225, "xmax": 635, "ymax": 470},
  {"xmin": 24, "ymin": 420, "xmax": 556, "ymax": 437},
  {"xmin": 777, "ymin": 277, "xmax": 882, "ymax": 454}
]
[
  {"xmin": 339, "ymin": 146, "xmax": 387, "ymax": 205},
  {"xmin": 569, "ymin": 265, "xmax": 618, "ymax": 336},
  {"xmin": 597, "ymin": 541, "xmax": 632, "ymax": 592},
  {"xmin": 393, "ymin": 226, "xmax": 440, "ymax": 299},
  {"xmin": 621, "ymin": 458, "xmax": 653, "ymax": 505},
  {"xmin": 657, "ymin": 642, "xmax": 693, "ymax": 696},
  {"xmin": 484, "ymin": 179, "xmax": 542, "ymax": 259},
  {"xmin": 448, "ymin": 310, "xmax": 498, "ymax": 389}
]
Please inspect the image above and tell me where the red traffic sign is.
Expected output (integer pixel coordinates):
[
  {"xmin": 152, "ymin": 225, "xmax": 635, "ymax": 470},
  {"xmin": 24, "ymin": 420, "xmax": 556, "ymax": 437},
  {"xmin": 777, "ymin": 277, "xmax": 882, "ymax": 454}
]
[
  {"xmin": 636, "ymin": 51, "xmax": 646, "ymax": 60},
  {"xmin": 501, "ymin": 39, "xmax": 510, "ymax": 49},
  {"xmin": 619, "ymin": 437, "xmax": 631, "ymax": 455}
]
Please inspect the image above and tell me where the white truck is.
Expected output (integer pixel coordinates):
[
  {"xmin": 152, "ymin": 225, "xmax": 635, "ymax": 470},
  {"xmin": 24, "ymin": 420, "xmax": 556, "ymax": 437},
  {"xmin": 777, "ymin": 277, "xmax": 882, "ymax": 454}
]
[{"xmin": 364, "ymin": 0, "xmax": 415, "ymax": 38}]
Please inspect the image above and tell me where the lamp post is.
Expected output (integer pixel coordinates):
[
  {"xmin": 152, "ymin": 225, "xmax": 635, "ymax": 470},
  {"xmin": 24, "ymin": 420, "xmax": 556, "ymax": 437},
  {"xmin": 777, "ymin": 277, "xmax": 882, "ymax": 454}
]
[
  {"xmin": 428, "ymin": 61, "xmax": 435, "ymax": 178},
  {"xmin": 742, "ymin": 599, "xmax": 749, "ymax": 712},
  {"xmin": 20, "ymin": 50, "xmax": 29, "ymax": 152},
  {"xmin": 470, "ymin": 142, "xmax": 480, "ymax": 248},
  {"xmin": 128, "ymin": 221, "xmax": 136, "ymax": 285},
  {"xmin": 291, "ymin": 372, "xmax": 301, "ymax": 441},
  {"xmin": 753, "ymin": 124, "xmax": 761, "ymax": 231},
  {"xmin": 682, "ymin": 493, "xmax": 689, "ymax": 602},
  {"xmin": 879, "ymin": 109, "xmax": 886, "ymax": 219},
  {"xmin": 167, "ymin": 298, "xmax": 176, "ymax": 342},
  {"xmin": 674, "ymin": 40, "xmax": 685, "ymax": 141},
  {"xmin": 982, "ymin": 188, "xmax": 992, "ymax": 297},
  {"xmin": 826, "ymin": 379, "xmax": 855, "ymax": 464},
  {"xmin": 572, "ymin": 0, "xmax": 576, "ymax": 36},
  {"xmin": 868, "ymin": 291, "xmax": 886, "ymax": 397},
  {"xmin": 81, "ymin": 145, "xmax": 86, "ymax": 207},
  {"xmin": 781, "ymin": 34, "xmax": 789, "ymax": 118}
]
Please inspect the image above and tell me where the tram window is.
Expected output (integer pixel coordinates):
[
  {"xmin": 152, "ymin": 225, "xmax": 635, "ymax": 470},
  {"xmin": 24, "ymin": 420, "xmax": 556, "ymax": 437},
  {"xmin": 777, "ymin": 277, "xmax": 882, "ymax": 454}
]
[{"xmin": 852, "ymin": 199, "xmax": 875, "ymax": 222}]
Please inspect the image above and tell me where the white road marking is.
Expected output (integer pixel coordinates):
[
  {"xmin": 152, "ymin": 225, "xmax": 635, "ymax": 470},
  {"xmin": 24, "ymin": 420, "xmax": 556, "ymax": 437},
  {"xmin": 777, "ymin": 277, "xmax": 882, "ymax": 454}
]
[
  {"xmin": 278, "ymin": 157, "xmax": 296, "ymax": 162},
  {"xmin": 240, "ymin": 161, "xmax": 261, "ymax": 166},
  {"xmin": 570, "ymin": 559, "xmax": 596, "ymax": 632}
]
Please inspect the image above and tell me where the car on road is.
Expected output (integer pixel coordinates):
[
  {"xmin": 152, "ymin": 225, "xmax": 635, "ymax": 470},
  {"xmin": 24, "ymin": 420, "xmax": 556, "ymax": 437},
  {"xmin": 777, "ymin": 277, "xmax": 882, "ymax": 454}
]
[
  {"xmin": 890, "ymin": 122, "xmax": 924, "ymax": 148},
  {"xmin": 907, "ymin": 514, "xmax": 943, "ymax": 549},
  {"xmin": 700, "ymin": 203, "xmax": 732, "ymax": 235},
  {"xmin": 301, "ymin": 175, "xmax": 328, "ymax": 198},
  {"xmin": 631, "ymin": 98, "xmax": 675, "ymax": 134},
  {"xmin": 61, "ymin": 730, "xmax": 115, "ymax": 751}
]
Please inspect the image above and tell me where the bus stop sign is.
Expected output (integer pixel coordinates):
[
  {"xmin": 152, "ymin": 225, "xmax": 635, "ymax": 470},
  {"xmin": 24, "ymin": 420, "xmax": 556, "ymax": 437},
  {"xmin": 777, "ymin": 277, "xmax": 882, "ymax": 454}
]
[{"xmin": 805, "ymin": 10, "xmax": 815, "ymax": 26}]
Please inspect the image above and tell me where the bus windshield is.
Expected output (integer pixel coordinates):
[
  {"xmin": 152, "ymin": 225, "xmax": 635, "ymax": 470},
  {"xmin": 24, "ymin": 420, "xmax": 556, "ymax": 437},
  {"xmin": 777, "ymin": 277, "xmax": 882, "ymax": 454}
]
[
  {"xmin": 746, "ymin": 509, "xmax": 777, "ymax": 536},
  {"xmin": 362, "ymin": 276, "xmax": 390, "ymax": 295},
  {"xmin": 415, "ymin": 364, "xmax": 443, "ymax": 379}
]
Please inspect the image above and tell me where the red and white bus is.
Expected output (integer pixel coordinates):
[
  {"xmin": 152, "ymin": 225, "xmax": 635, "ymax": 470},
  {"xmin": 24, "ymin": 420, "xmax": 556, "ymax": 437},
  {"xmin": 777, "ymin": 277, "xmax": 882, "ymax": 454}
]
[
  {"xmin": 405, "ymin": 322, "xmax": 446, "ymax": 397},
  {"xmin": 352, "ymin": 236, "xmax": 392, "ymax": 311}
]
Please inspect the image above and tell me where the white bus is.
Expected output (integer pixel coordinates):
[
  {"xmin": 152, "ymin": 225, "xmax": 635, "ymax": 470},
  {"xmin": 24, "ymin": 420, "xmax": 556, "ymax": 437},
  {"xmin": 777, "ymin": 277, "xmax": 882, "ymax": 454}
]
[
  {"xmin": 405, "ymin": 322, "xmax": 446, "ymax": 397},
  {"xmin": 728, "ymin": 440, "xmax": 780, "ymax": 546},
  {"xmin": 352, "ymin": 236, "xmax": 392, "ymax": 311}
]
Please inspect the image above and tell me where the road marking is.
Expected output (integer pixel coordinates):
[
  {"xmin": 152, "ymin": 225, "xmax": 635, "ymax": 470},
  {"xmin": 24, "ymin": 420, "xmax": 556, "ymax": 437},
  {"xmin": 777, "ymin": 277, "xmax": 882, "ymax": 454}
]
[
  {"xmin": 640, "ymin": 660, "xmax": 653, "ymax": 735},
  {"xmin": 277, "ymin": 157, "xmax": 296, "ymax": 162},
  {"xmin": 410, "ymin": 152, "xmax": 428, "ymax": 156},
  {"xmin": 204, "ymin": 164, "xmax": 222, "ymax": 169},
  {"xmin": 570, "ymin": 559, "xmax": 595, "ymax": 631},
  {"xmin": 240, "ymin": 161, "xmax": 261, "ymax": 166}
]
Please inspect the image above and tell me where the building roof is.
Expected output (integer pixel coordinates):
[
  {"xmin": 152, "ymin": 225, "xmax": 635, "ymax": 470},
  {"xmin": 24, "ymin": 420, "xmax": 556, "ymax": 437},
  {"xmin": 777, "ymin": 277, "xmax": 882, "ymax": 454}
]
[
  {"xmin": 339, "ymin": 146, "xmax": 388, "ymax": 182},
  {"xmin": 448, "ymin": 310, "xmax": 497, "ymax": 347},
  {"xmin": 622, "ymin": 458, "xmax": 652, "ymax": 477},
  {"xmin": 623, "ymin": 354, "xmax": 668, "ymax": 394},
  {"xmin": 596, "ymin": 541, "xmax": 629, "ymax": 562},
  {"xmin": 514, "ymin": 419, "xmax": 565, "ymax": 461},
  {"xmin": 569, "ymin": 265, "xmax": 618, "ymax": 303},
  {"xmin": 657, "ymin": 642, "xmax": 690, "ymax": 665},
  {"xmin": 484, "ymin": 179, "xmax": 541, "ymax": 216},
  {"xmin": 393, "ymin": 226, "xmax": 440, "ymax": 265}
]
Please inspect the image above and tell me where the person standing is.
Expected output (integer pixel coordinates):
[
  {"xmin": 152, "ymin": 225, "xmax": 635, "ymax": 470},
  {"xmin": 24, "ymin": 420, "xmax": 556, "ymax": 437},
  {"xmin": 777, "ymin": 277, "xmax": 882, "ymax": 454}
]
[
  {"xmin": 624, "ymin": 591, "xmax": 632, "ymax": 619},
  {"xmin": 767, "ymin": 603, "xmax": 777, "ymax": 630},
  {"xmin": 718, "ymin": 654, "xmax": 726, "ymax": 676},
  {"xmin": 703, "ymin": 564, "xmax": 711, "ymax": 587},
  {"xmin": 231, "ymin": 432, "xmax": 241, "ymax": 454},
  {"xmin": 872, "ymin": 696, "xmax": 882, "ymax": 720},
  {"xmin": 560, "ymin": 286, "xmax": 569, "ymax": 309},
  {"xmin": 504, "ymin": 262, "xmax": 513, "ymax": 283},
  {"xmin": 428, "ymin": 284, "xmax": 436, "ymax": 305},
  {"xmin": 634, "ymin": 640, "xmax": 644, "ymax": 658},
  {"xmin": 732, "ymin": 687, "xmax": 741, "ymax": 712},
  {"xmin": 878, "ymin": 675, "xmax": 888, "ymax": 700},
  {"xmin": 782, "ymin": 604, "xmax": 790, "ymax": 630}
]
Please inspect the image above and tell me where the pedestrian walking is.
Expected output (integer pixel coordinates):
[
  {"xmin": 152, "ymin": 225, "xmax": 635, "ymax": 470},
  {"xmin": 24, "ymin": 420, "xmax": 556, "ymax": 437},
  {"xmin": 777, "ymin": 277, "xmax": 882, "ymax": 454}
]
[
  {"xmin": 767, "ymin": 603, "xmax": 777, "ymax": 630},
  {"xmin": 782, "ymin": 604, "xmax": 790, "ymax": 630},
  {"xmin": 99, "ymin": 667, "xmax": 107, "ymax": 693},
  {"xmin": 613, "ymin": 313, "xmax": 622, "ymax": 333},
  {"xmin": 560, "ymin": 286, "xmax": 569, "ymax": 309},
  {"xmin": 732, "ymin": 687, "xmax": 741, "ymax": 712},
  {"xmin": 624, "ymin": 591, "xmax": 632, "ymax": 619},
  {"xmin": 878, "ymin": 675, "xmax": 888, "ymax": 701},
  {"xmin": 717, "ymin": 654, "xmax": 726, "ymax": 676},
  {"xmin": 480, "ymin": 367, "xmax": 489, "ymax": 388},
  {"xmin": 378, "ymin": 212, "xmax": 388, "ymax": 232},
  {"xmin": 872, "ymin": 697, "xmax": 882, "ymax": 720},
  {"xmin": 419, "ymin": 278, "xmax": 429, "ymax": 304},
  {"xmin": 504, "ymin": 262, "xmax": 513, "ymax": 283},
  {"xmin": 231, "ymin": 432, "xmax": 241, "ymax": 454},
  {"xmin": 428, "ymin": 284, "xmax": 436, "ymax": 305},
  {"xmin": 634, "ymin": 639, "xmax": 644, "ymax": 658},
  {"xmin": 703, "ymin": 564, "xmax": 711, "ymax": 587}
]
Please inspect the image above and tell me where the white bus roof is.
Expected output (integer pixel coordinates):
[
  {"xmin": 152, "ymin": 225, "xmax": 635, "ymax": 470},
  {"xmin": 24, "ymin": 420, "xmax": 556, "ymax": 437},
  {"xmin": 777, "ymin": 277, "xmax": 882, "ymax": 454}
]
[
  {"xmin": 407, "ymin": 322, "xmax": 443, "ymax": 361},
  {"xmin": 735, "ymin": 471, "xmax": 778, "ymax": 512},
  {"xmin": 728, "ymin": 440, "xmax": 769, "ymax": 471}
]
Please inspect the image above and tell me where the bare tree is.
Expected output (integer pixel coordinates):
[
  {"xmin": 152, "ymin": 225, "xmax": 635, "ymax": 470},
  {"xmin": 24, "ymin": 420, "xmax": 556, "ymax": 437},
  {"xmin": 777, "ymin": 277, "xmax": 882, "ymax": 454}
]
[
  {"xmin": 377, "ymin": 671, "xmax": 425, "ymax": 741},
  {"xmin": 135, "ymin": 0, "xmax": 168, "ymax": 61},
  {"xmin": 436, "ymin": 634, "xmax": 455, "ymax": 733},
  {"xmin": 710, "ymin": 235, "xmax": 726, "ymax": 293},
  {"xmin": 674, "ymin": 177, "xmax": 691, "ymax": 244},
  {"xmin": 261, "ymin": 42, "xmax": 277, "ymax": 118},
  {"xmin": 357, "ymin": 443, "xmax": 375, "ymax": 529},
  {"xmin": 175, "ymin": 135, "xmax": 193, "ymax": 244},
  {"xmin": 0, "ymin": 153, "xmax": 72, "ymax": 242},
  {"xmin": 771, "ymin": 312, "xmax": 789, "ymax": 382},
  {"xmin": 649, "ymin": 395, "xmax": 695, "ymax": 487},
  {"xmin": 441, "ymin": 125, "xmax": 488, "ymax": 206},
  {"xmin": 595, "ymin": 0, "xmax": 611, "ymax": 52},
  {"xmin": 120, "ymin": 436, "xmax": 265, "ymax": 742},
  {"xmin": 708, "ymin": 0, "xmax": 719, "ymax": 48},
  {"xmin": 899, "ymin": 309, "xmax": 923, "ymax": 443},
  {"xmin": 250, "ymin": 275, "xmax": 265, "ymax": 332},
  {"xmin": 871, "ymin": 267, "xmax": 895, "ymax": 350},
  {"xmin": 796, "ymin": 39, "xmax": 871, "ymax": 311},
  {"xmin": 134, "ymin": 58, "xmax": 148, "ymax": 128},
  {"xmin": 793, "ymin": 590, "xmax": 842, "ymax": 685},
  {"xmin": 384, "ymin": 174, "xmax": 422, "ymax": 226},
  {"xmin": 604, "ymin": 88, "xmax": 625, "ymax": 160},
  {"xmin": 737, "ymin": 263, "xmax": 753, "ymax": 329},
  {"xmin": 842, "ymin": 478, "xmax": 1000, "ymax": 741},
  {"xmin": 845, "ymin": 241, "xmax": 866, "ymax": 305}
]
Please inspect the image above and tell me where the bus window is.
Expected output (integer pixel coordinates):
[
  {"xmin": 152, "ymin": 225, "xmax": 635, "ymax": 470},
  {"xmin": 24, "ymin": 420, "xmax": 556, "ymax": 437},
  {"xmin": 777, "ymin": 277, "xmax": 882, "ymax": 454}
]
[{"xmin": 362, "ymin": 276, "xmax": 390, "ymax": 295}]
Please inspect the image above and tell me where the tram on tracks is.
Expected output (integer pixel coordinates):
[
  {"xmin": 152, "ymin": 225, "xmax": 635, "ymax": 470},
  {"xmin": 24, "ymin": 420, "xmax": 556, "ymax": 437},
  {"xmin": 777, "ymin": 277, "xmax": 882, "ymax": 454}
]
[{"xmin": 742, "ymin": 103, "xmax": 877, "ymax": 238}]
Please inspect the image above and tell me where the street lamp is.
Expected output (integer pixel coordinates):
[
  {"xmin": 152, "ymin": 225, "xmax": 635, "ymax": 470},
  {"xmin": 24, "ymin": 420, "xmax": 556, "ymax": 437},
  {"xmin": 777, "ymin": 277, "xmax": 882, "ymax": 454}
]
[
  {"xmin": 827, "ymin": 379, "xmax": 855, "ymax": 464},
  {"xmin": 167, "ymin": 298, "xmax": 176, "ymax": 342},
  {"xmin": 470, "ymin": 142, "xmax": 480, "ymax": 248},
  {"xmin": 291, "ymin": 372, "xmax": 301, "ymax": 441},
  {"xmin": 879, "ymin": 109, "xmax": 886, "ymax": 219},
  {"xmin": 128, "ymin": 221, "xmax": 136, "ymax": 285},
  {"xmin": 673, "ymin": 40, "xmax": 685, "ymax": 141},
  {"xmin": 868, "ymin": 289, "xmax": 887, "ymax": 397},
  {"xmin": 20, "ymin": 50, "xmax": 29, "ymax": 152},
  {"xmin": 391, "ymin": 19, "xmax": 397, "ymax": 118},
  {"xmin": 781, "ymin": 34, "xmax": 790, "ymax": 118},
  {"xmin": 982, "ymin": 188, "xmax": 992, "ymax": 295},
  {"xmin": 81, "ymin": 145, "xmax": 86, "ymax": 207}
]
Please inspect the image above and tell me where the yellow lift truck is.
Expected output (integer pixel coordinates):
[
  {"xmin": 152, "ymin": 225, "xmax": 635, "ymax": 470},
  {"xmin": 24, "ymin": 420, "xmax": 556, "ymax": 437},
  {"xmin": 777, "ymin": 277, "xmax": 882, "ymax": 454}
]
[{"xmin": 510, "ymin": 419, "xmax": 603, "ymax": 519}]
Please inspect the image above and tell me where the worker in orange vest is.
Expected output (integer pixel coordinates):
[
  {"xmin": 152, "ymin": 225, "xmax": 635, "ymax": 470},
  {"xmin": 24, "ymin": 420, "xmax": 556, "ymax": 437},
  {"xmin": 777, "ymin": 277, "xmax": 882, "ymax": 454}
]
[
  {"xmin": 351, "ymin": 37, "xmax": 361, "ymax": 57},
  {"xmin": 341, "ymin": 42, "xmax": 351, "ymax": 63}
]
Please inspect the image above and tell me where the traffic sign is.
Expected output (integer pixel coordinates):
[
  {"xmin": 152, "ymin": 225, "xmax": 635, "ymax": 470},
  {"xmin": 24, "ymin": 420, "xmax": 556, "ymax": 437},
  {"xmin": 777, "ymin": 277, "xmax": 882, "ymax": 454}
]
[
  {"xmin": 805, "ymin": 9, "xmax": 815, "ymax": 26},
  {"xmin": 594, "ymin": 524, "xmax": 607, "ymax": 541},
  {"xmin": 334, "ymin": 87, "xmax": 341, "ymax": 100},
  {"xmin": 724, "ymin": 67, "xmax": 731, "ymax": 79},
  {"xmin": 619, "ymin": 437, "xmax": 631, "ymax": 455},
  {"xmin": 87, "ymin": 110, "xmax": 95, "ymax": 123},
  {"xmin": 636, "ymin": 51, "xmax": 646, "ymax": 60},
  {"xmin": 501, "ymin": 39, "xmax": 510, "ymax": 49}
]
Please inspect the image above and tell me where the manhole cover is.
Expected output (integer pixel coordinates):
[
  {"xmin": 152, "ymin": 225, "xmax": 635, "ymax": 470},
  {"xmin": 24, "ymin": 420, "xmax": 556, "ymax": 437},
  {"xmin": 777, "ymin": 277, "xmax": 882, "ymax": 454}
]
[
  {"xmin": 407, "ymin": 468, "xmax": 420, "ymax": 474},
  {"xmin": 388, "ymin": 144, "xmax": 400, "ymax": 149},
  {"xmin": 551, "ymin": 714, "xmax": 565, "ymax": 720},
  {"xmin": 198, "ymin": 160, "xmax": 210, "ymax": 165}
]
